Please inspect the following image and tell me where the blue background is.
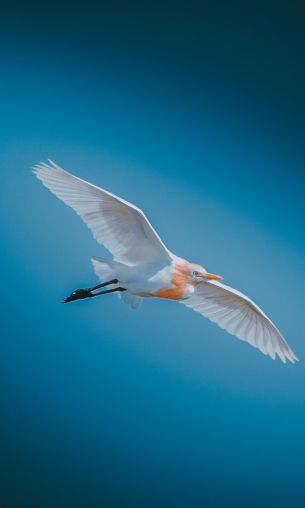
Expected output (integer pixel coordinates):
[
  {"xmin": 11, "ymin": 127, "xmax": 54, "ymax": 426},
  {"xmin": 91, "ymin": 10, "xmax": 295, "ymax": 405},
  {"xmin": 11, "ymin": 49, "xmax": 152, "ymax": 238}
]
[{"xmin": 1, "ymin": 2, "xmax": 305, "ymax": 506}]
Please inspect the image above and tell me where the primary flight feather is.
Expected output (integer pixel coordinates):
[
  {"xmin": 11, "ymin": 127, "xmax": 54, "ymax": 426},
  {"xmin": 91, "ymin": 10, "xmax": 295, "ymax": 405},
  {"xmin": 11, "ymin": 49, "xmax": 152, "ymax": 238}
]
[{"xmin": 33, "ymin": 160, "xmax": 298, "ymax": 364}]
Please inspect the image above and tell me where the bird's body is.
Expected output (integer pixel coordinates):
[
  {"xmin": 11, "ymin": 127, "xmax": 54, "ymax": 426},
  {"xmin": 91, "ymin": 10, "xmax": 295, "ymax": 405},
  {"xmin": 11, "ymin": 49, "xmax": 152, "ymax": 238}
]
[
  {"xmin": 33, "ymin": 160, "xmax": 298, "ymax": 363},
  {"xmin": 106, "ymin": 258, "xmax": 193, "ymax": 300}
]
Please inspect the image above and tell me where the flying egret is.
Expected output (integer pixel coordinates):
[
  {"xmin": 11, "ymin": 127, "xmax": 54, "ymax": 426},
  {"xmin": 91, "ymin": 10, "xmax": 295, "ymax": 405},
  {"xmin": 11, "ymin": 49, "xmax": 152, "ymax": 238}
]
[{"xmin": 33, "ymin": 160, "xmax": 298, "ymax": 363}]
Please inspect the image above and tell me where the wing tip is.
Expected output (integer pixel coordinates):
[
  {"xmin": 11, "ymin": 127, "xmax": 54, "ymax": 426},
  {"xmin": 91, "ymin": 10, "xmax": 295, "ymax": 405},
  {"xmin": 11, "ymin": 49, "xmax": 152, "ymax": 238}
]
[
  {"xmin": 32, "ymin": 159, "xmax": 64, "ymax": 177},
  {"xmin": 32, "ymin": 160, "xmax": 73, "ymax": 192},
  {"xmin": 214, "ymin": 319, "xmax": 299, "ymax": 364},
  {"xmin": 284, "ymin": 350, "xmax": 299, "ymax": 364},
  {"xmin": 273, "ymin": 346, "xmax": 299, "ymax": 364}
]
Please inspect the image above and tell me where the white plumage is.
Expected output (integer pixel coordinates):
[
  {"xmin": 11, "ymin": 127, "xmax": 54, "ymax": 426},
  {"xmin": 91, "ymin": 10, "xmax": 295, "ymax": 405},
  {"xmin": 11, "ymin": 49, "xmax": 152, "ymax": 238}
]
[
  {"xmin": 33, "ymin": 160, "xmax": 171, "ymax": 265},
  {"xmin": 181, "ymin": 280, "xmax": 297, "ymax": 363},
  {"xmin": 33, "ymin": 160, "xmax": 298, "ymax": 364}
]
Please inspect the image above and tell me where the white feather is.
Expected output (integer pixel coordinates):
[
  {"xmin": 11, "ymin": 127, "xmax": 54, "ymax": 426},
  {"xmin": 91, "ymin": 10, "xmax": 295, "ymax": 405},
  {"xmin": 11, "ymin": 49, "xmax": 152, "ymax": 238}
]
[
  {"xmin": 33, "ymin": 160, "xmax": 173, "ymax": 266},
  {"xmin": 181, "ymin": 280, "xmax": 298, "ymax": 363}
]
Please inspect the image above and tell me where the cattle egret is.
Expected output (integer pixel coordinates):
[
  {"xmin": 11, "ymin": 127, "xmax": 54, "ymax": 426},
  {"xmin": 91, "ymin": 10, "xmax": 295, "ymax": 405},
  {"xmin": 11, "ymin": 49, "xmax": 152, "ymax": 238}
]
[{"xmin": 33, "ymin": 160, "xmax": 298, "ymax": 363}]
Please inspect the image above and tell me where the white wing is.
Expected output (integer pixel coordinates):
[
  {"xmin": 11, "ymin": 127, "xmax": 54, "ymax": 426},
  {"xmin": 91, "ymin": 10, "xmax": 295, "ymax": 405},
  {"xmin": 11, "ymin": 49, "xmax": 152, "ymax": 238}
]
[
  {"xmin": 33, "ymin": 160, "xmax": 172, "ymax": 266},
  {"xmin": 181, "ymin": 280, "xmax": 298, "ymax": 363}
]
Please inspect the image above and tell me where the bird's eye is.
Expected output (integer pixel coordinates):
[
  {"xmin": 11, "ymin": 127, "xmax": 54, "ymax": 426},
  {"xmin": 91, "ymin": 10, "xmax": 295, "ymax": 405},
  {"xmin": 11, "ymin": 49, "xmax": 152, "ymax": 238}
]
[{"xmin": 193, "ymin": 271, "xmax": 199, "ymax": 277}]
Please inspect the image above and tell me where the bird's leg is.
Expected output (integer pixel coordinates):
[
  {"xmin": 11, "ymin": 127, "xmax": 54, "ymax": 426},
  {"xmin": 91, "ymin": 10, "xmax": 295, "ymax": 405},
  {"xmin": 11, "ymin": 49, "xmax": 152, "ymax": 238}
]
[
  {"xmin": 88, "ymin": 279, "xmax": 119, "ymax": 291},
  {"xmin": 63, "ymin": 279, "xmax": 119, "ymax": 303},
  {"xmin": 88, "ymin": 287, "xmax": 126, "ymax": 298},
  {"xmin": 63, "ymin": 285, "xmax": 125, "ymax": 303}
]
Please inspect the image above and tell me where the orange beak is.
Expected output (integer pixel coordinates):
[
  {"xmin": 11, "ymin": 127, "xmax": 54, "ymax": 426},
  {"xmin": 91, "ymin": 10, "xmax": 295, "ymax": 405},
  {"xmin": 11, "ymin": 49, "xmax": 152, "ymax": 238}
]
[{"xmin": 204, "ymin": 272, "xmax": 223, "ymax": 281}]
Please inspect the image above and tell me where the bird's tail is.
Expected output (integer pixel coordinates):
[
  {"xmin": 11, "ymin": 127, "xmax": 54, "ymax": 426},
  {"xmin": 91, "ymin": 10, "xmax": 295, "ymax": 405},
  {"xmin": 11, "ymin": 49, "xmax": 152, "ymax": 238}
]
[
  {"xmin": 91, "ymin": 256, "xmax": 124, "ymax": 281},
  {"xmin": 91, "ymin": 256, "xmax": 142, "ymax": 310}
]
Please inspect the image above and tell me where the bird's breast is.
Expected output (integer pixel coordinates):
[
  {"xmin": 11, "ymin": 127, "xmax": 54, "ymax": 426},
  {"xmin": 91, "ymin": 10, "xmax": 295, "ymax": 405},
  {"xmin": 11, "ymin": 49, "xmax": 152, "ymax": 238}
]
[{"xmin": 147, "ymin": 262, "xmax": 192, "ymax": 300}]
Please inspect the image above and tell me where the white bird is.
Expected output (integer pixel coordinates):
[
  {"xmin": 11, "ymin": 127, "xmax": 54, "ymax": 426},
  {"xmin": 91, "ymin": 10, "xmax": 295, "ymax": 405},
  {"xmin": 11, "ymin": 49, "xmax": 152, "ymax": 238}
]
[{"xmin": 33, "ymin": 160, "xmax": 298, "ymax": 364}]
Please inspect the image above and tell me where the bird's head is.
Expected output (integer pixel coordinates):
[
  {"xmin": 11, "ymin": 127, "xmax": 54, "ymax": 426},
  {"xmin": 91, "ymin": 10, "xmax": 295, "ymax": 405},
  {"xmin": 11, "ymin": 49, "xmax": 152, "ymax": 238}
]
[{"xmin": 188, "ymin": 263, "xmax": 223, "ymax": 284}]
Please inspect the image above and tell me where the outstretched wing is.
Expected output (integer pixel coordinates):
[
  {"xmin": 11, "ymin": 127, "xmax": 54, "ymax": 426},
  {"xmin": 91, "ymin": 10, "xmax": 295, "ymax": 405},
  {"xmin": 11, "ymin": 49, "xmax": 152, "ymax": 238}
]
[
  {"xmin": 181, "ymin": 280, "xmax": 297, "ymax": 363},
  {"xmin": 33, "ymin": 160, "xmax": 172, "ymax": 266}
]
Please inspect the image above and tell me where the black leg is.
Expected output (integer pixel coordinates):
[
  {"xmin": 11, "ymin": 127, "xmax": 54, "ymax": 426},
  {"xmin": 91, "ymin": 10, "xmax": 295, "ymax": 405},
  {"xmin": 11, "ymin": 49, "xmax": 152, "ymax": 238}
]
[
  {"xmin": 63, "ymin": 279, "xmax": 119, "ymax": 303},
  {"xmin": 89, "ymin": 287, "xmax": 126, "ymax": 297},
  {"xmin": 64, "ymin": 286, "xmax": 126, "ymax": 303},
  {"xmin": 89, "ymin": 279, "xmax": 119, "ymax": 291}
]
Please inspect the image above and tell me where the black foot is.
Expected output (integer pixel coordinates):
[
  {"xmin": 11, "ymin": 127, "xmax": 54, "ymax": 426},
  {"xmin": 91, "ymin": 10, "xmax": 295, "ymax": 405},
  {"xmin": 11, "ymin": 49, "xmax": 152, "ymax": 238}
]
[{"xmin": 64, "ymin": 289, "xmax": 92, "ymax": 303}]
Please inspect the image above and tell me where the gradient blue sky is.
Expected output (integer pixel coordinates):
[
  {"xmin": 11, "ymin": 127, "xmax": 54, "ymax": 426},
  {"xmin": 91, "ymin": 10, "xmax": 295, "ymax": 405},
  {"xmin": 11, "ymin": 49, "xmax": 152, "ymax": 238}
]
[{"xmin": 1, "ymin": 2, "xmax": 305, "ymax": 507}]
